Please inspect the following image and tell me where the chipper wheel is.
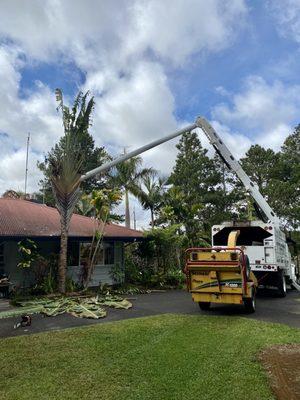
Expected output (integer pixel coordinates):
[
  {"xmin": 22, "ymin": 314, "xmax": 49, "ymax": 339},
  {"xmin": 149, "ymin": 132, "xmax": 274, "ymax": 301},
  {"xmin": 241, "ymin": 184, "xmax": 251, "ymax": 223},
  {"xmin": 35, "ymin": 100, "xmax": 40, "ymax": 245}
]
[
  {"xmin": 198, "ymin": 302, "xmax": 211, "ymax": 311},
  {"xmin": 243, "ymin": 288, "xmax": 256, "ymax": 313}
]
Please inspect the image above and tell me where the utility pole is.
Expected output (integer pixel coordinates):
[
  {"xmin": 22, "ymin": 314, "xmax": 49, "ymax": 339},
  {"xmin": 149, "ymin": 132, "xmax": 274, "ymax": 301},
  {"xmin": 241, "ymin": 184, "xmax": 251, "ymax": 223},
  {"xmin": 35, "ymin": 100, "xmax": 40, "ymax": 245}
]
[
  {"xmin": 133, "ymin": 206, "xmax": 137, "ymax": 230},
  {"xmin": 24, "ymin": 132, "xmax": 30, "ymax": 196}
]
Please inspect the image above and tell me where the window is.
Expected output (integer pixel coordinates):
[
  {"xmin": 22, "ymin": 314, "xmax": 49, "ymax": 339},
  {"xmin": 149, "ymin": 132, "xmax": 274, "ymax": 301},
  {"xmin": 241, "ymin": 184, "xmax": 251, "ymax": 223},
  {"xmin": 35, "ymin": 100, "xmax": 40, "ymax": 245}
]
[
  {"xmin": 67, "ymin": 242, "xmax": 80, "ymax": 266},
  {"xmin": 104, "ymin": 242, "xmax": 114, "ymax": 265},
  {"xmin": 94, "ymin": 244, "xmax": 104, "ymax": 265},
  {"xmin": 80, "ymin": 242, "xmax": 114, "ymax": 265}
]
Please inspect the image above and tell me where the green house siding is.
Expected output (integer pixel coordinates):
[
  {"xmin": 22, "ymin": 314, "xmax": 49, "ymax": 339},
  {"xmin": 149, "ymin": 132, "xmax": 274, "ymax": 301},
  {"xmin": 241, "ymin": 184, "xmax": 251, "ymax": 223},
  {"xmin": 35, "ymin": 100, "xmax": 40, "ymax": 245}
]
[
  {"xmin": 68, "ymin": 240, "xmax": 125, "ymax": 287},
  {"xmin": 1, "ymin": 239, "xmax": 125, "ymax": 288},
  {"xmin": 2, "ymin": 240, "xmax": 59, "ymax": 287},
  {"xmin": 3, "ymin": 241, "xmax": 21, "ymax": 286}
]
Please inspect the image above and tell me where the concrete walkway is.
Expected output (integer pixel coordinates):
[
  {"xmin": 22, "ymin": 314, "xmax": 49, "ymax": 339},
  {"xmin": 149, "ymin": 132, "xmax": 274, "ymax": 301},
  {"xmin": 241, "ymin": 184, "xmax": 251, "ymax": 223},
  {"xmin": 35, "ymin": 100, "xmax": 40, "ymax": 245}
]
[{"xmin": 0, "ymin": 290, "xmax": 299, "ymax": 338}]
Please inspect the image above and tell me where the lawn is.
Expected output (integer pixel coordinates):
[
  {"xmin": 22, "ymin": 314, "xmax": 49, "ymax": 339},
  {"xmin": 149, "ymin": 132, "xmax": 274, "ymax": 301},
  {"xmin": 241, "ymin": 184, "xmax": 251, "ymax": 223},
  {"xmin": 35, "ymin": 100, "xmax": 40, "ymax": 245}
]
[{"xmin": 1, "ymin": 314, "xmax": 299, "ymax": 400}]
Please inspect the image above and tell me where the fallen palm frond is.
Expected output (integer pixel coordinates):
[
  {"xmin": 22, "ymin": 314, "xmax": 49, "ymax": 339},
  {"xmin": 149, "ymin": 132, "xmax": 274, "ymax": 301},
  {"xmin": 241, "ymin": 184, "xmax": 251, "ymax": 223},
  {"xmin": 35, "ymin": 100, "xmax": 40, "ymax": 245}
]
[
  {"xmin": 0, "ymin": 306, "xmax": 43, "ymax": 319},
  {"xmin": 42, "ymin": 298, "xmax": 72, "ymax": 317},
  {"xmin": 5, "ymin": 295, "xmax": 132, "ymax": 320},
  {"xmin": 68, "ymin": 302, "xmax": 107, "ymax": 319},
  {"xmin": 97, "ymin": 295, "xmax": 132, "ymax": 309}
]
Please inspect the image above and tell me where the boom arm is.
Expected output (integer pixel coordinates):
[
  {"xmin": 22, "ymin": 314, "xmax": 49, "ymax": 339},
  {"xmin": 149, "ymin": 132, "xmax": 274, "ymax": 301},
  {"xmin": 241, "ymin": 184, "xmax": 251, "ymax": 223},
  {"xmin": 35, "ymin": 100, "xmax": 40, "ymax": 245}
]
[
  {"xmin": 80, "ymin": 123, "xmax": 197, "ymax": 181},
  {"xmin": 81, "ymin": 116, "xmax": 280, "ymax": 225},
  {"xmin": 196, "ymin": 117, "xmax": 280, "ymax": 225}
]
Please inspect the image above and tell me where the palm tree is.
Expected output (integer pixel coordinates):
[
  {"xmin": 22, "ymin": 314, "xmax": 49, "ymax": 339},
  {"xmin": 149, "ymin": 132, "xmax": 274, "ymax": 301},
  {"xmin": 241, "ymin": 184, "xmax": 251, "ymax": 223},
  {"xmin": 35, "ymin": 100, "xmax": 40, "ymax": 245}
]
[
  {"xmin": 48, "ymin": 89, "xmax": 94, "ymax": 293},
  {"xmin": 135, "ymin": 174, "xmax": 166, "ymax": 228},
  {"xmin": 111, "ymin": 156, "xmax": 152, "ymax": 228}
]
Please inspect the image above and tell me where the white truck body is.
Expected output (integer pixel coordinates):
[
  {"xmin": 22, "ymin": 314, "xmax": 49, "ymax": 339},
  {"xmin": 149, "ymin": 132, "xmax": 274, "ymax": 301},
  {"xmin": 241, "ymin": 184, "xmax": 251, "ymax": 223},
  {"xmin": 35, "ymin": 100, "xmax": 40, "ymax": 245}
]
[{"xmin": 212, "ymin": 220, "xmax": 297, "ymax": 287}]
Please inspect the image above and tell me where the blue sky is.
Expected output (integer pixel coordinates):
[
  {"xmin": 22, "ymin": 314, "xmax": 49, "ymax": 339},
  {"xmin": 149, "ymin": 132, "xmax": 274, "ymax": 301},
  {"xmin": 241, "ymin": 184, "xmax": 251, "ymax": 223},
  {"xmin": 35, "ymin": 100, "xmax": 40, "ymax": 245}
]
[{"xmin": 0, "ymin": 0, "xmax": 300, "ymax": 227}]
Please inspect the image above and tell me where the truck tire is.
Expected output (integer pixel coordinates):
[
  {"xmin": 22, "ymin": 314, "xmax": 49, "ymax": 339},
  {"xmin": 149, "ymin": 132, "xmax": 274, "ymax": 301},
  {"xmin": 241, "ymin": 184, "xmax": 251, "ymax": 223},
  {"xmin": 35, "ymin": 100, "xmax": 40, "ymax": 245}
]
[
  {"xmin": 244, "ymin": 289, "xmax": 256, "ymax": 313},
  {"xmin": 277, "ymin": 271, "xmax": 287, "ymax": 298},
  {"xmin": 198, "ymin": 302, "xmax": 211, "ymax": 311}
]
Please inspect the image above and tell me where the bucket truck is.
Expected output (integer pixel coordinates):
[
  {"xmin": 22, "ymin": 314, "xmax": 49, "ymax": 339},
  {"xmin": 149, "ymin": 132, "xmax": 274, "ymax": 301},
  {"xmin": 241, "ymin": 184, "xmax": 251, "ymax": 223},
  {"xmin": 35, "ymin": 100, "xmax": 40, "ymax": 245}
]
[
  {"xmin": 195, "ymin": 117, "xmax": 299, "ymax": 298},
  {"xmin": 82, "ymin": 116, "xmax": 300, "ymax": 307}
]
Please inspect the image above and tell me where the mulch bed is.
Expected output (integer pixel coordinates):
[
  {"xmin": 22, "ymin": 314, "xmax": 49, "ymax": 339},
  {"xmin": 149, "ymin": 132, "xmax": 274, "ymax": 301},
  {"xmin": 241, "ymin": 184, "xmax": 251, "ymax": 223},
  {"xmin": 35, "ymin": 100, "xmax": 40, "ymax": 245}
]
[{"xmin": 259, "ymin": 344, "xmax": 300, "ymax": 400}]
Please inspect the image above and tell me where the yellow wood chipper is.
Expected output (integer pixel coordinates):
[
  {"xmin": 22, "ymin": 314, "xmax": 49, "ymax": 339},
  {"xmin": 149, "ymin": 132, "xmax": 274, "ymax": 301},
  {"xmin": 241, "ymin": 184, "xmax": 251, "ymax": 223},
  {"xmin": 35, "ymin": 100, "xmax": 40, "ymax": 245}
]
[{"xmin": 184, "ymin": 231, "xmax": 258, "ymax": 313}]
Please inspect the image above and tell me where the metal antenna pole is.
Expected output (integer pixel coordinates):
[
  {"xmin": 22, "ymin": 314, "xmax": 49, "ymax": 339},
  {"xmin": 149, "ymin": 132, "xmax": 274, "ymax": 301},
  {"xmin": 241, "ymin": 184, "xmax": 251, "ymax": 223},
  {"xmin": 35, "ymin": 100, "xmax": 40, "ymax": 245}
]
[
  {"xmin": 24, "ymin": 132, "xmax": 30, "ymax": 196},
  {"xmin": 133, "ymin": 206, "xmax": 137, "ymax": 230}
]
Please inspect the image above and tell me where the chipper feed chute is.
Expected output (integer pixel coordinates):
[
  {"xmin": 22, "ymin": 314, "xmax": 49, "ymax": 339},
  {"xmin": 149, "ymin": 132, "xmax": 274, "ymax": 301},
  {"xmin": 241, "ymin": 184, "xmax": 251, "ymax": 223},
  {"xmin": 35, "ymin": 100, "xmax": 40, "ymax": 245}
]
[{"xmin": 184, "ymin": 231, "xmax": 258, "ymax": 313}]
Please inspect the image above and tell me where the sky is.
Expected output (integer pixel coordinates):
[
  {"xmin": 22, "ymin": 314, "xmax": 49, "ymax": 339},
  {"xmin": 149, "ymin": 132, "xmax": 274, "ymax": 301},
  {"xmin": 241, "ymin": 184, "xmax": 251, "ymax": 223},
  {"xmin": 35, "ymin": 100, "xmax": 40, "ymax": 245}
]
[{"xmin": 0, "ymin": 0, "xmax": 300, "ymax": 228}]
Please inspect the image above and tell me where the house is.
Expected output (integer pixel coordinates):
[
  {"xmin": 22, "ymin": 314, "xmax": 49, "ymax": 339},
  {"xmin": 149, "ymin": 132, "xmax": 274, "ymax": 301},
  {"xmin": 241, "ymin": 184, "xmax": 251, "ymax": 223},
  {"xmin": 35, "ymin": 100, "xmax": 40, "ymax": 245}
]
[{"xmin": 0, "ymin": 198, "xmax": 143, "ymax": 288}]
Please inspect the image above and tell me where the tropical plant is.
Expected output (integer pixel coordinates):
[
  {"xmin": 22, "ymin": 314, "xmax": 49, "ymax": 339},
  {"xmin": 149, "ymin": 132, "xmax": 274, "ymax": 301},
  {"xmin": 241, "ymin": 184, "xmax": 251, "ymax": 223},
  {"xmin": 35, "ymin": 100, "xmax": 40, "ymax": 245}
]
[
  {"xmin": 75, "ymin": 195, "xmax": 94, "ymax": 216},
  {"xmin": 81, "ymin": 188, "xmax": 122, "ymax": 288},
  {"xmin": 111, "ymin": 156, "xmax": 152, "ymax": 228},
  {"xmin": 124, "ymin": 224, "xmax": 187, "ymax": 288},
  {"xmin": 109, "ymin": 262, "xmax": 125, "ymax": 285},
  {"xmin": 17, "ymin": 239, "xmax": 38, "ymax": 269},
  {"xmin": 47, "ymin": 89, "xmax": 95, "ymax": 293},
  {"xmin": 135, "ymin": 173, "xmax": 166, "ymax": 228},
  {"xmin": 38, "ymin": 107, "xmax": 111, "ymax": 208}
]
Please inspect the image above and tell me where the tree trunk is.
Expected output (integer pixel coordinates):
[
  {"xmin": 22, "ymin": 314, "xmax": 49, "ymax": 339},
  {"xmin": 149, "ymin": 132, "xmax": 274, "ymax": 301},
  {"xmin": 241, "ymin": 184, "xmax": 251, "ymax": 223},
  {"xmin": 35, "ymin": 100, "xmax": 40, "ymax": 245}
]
[
  {"xmin": 84, "ymin": 234, "xmax": 104, "ymax": 289},
  {"xmin": 125, "ymin": 189, "xmax": 131, "ymax": 229},
  {"xmin": 175, "ymin": 246, "xmax": 181, "ymax": 269},
  {"xmin": 150, "ymin": 208, "xmax": 154, "ymax": 228},
  {"xmin": 58, "ymin": 217, "xmax": 68, "ymax": 293}
]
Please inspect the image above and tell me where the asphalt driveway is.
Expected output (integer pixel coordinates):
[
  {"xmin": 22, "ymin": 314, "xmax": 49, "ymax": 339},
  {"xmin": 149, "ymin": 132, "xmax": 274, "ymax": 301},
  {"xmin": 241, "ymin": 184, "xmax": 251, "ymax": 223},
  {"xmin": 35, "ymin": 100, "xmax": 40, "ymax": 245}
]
[{"xmin": 0, "ymin": 289, "xmax": 299, "ymax": 338}]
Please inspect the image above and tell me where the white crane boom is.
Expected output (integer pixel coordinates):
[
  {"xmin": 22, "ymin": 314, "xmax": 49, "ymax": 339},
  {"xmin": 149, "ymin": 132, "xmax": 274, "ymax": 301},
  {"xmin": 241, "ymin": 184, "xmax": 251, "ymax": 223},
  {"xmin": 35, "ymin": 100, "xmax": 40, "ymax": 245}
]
[
  {"xmin": 80, "ymin": 123, "xmax": 197, "ymax": 182},
  {"xmin": 81, "ymin": 116, "xmax": 280, "ymax": 225},
  {"xmin": 195, "ymin": 117, "xmax": 280, "ymax": 226}
]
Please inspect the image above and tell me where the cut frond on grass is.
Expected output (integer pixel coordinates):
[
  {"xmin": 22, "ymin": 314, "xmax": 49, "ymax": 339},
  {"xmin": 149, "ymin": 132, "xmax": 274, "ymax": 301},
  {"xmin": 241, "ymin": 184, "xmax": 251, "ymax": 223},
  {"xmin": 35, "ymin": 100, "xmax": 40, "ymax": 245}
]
[
  {"xmin": 0, "ymin": 306, "xmax": 43, "ymax": 319},
  {"xmin": 3, "ymin": 295, "xmax": 132, "ymax": 320}
]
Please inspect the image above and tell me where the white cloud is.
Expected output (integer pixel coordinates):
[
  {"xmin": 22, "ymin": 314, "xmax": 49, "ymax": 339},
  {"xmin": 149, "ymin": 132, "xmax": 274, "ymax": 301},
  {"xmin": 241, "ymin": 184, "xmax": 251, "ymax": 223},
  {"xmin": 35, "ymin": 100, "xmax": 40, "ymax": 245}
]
[
  {"xmin": 212, "ymin": 76, "xmax": 299, "ymax": 151},
  {"xmin": 256, "ymin": 123, "xmax": 292, "ymax": 151},
  {"xmin": 0, "ymin": 1, "xmax": 131, "ymax": 68},
  {"xmin": 0, "ymin": 0, "xmax": 249, "ymax": 222},
  {"xmin": 86, "ymin": 60, "xmax": 184, "ymax": 184},
  {"xmin": 91, "ymin": 62, "xmax": 177, "ymax": 147},
  {"xmin": 127, "ymin": 0, "xmax": 247, "ymax": 66},
  {"xmin": 0, "ymin": 1, "xmax": 248, "ymax": 193},
  {"xmin": 0, "ymin": 0, "xmax": 247, "ymax": 69},
  {"xmin": 0, "ymin": 46, "xmax": 61, "ymax": 194},
  {"xmin": 267, "ymin": 0, "xmax": 300, "ymax": 43},
  {"xmin": 0, "ymin": 149, "xmax": 43, "ymax": 194},
  {"xmin": 208, "ymin": 121, "xmax": 252, "ymax": 159}
]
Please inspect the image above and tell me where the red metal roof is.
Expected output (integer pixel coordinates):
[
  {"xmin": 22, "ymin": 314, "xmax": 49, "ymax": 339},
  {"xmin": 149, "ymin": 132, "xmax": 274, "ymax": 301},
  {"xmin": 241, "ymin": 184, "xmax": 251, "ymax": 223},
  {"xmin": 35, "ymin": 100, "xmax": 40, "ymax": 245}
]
[{"xmin": 0, "ymin": 198, "xmax": 143, "ymax": 240}]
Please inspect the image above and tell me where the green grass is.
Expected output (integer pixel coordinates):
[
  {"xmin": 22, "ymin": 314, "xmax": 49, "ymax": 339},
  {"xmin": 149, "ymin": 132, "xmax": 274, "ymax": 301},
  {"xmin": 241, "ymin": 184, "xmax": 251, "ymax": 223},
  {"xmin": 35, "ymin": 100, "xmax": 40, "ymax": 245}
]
[{"xmin": 1, "ymin": 314, "xmax": 299, "ymax": 400}]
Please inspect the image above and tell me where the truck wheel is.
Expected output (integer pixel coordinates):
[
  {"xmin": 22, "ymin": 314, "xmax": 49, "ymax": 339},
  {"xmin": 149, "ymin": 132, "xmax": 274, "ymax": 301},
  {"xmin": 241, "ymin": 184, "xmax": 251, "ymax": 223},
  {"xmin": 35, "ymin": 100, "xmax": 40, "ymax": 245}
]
[
  {"xmin": 244, "ymin": 289, "xmax": 256, "ymax": 313},
  {"xmin": 198, "ymin": 302, "xmax": 211, "ymax": 311},
  {"xmin": 277, "ymin": 271, "xmax": 287, "ymax": 298}
]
